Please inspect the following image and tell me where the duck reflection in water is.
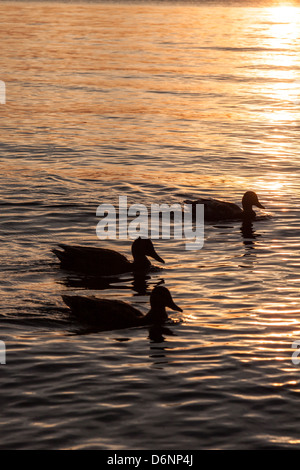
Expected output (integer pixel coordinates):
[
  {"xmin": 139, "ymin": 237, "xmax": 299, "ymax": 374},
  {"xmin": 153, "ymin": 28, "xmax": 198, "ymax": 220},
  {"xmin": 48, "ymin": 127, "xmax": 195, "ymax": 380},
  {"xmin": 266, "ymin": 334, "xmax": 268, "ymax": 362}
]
[
  {"xmin": 240, "ymin": 219, "xmax": 262, "ymax": 252},
  {"xmin": 60, "ymin": 271, "xmax": 163, "ymax": 296},
  {"xmin": 148, "ymin": 324, "xmax": 177, "ymax": 343},
  {"xmin": 62, "ymin": 285, "xmax": 182, "ymax": 332}
]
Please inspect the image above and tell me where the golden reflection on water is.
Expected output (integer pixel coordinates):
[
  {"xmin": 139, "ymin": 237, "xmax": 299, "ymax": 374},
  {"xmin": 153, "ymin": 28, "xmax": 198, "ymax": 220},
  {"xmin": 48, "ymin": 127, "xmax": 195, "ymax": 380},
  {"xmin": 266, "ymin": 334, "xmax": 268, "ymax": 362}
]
[
  {"xmin": 258, "ymin": 5, "xmax": 300, "ymax": 118},
  {"xmin": 1, "ymin": 5, "xmax": 300, "ymax": 326},
  {"xmin": 266, "ymin": 5, "xmax": 300, "ymax": 45}
]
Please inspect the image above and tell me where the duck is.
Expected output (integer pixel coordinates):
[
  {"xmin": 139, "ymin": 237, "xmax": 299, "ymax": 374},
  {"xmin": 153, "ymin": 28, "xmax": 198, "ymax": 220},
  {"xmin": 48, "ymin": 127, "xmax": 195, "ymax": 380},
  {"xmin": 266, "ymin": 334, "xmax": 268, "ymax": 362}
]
[
  {"xmin": 184, "ymin": 191, "xmax": 265, "ymax": 221},
  {"xmin": 52, "ymin": 237, "xmax": 165, "ymax": 276},
  {"xmin": 62, "ymin": 285, "xmax": 182, "ymax": 330}
]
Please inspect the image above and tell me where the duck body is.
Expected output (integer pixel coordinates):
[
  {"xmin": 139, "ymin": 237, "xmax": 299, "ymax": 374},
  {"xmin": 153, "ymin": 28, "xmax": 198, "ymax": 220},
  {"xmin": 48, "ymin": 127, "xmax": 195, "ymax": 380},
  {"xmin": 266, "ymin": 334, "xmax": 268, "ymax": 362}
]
[
  {"xmin": 62, "ymin": 286, "xmax": 182, "ymax": 331},
  {"xmin": 62, "ymin": 295, "xmax": 145, "ymax": 329},
  {"xmin": 52, "ymin": 237, "xmax": 164, "ymax": 276},
  {"xmin": 185, "ymin": 191, "xmax": 265, "ymax": 222},
  {"xmin": 53, "ymin": 244, "xmax": 133, "ymax": 276}
]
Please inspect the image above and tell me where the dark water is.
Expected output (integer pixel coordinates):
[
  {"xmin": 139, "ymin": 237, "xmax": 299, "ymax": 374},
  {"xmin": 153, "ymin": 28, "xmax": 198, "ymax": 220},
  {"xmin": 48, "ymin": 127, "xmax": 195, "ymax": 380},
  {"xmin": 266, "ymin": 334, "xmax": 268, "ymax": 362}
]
[{"xmin": 1, "ymin": 0, "xmax": 300, "ymax": 450}]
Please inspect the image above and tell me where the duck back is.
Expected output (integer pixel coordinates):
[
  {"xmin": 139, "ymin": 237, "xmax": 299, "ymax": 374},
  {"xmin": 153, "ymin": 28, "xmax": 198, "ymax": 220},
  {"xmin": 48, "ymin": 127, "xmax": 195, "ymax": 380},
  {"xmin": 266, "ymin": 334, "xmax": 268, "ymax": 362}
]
[
  {"xmin": 53, "ymin": 244, "xmax": 131, "ymax": 275},
  {"xmin": 189, "ymin": 198, "xmax": 243, "ymax": 221},
  {"xmin": 63, "ymin": 295, "xmax": 144, "ymax": 329}
]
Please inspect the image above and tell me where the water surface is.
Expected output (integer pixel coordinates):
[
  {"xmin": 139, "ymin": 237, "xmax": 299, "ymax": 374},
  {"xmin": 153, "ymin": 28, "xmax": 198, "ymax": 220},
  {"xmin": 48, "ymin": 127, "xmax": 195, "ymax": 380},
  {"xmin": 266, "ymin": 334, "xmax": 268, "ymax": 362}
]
[{"xmin": 1, "ymin": 0, "xmax": 300, "ymax": 450}]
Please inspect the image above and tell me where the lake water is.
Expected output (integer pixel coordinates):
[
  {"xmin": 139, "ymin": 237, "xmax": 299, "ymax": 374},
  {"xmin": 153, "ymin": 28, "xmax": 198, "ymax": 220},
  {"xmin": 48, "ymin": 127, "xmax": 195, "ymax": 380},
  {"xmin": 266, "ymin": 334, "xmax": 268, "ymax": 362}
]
[{"xmin": 1, "ymin": 0, "xmax": 300, "ymax": 450}]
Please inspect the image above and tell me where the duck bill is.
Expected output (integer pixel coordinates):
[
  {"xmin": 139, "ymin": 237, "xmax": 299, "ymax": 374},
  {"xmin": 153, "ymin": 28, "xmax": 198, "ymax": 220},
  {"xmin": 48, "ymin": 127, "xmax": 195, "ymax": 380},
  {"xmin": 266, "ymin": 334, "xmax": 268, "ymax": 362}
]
[
  {"xmin": 149, "ymin": 248, "xmax": 165, "ymax": 264},
  {"xmin": 256, "ymin": 202, "xmax": 265, "ymax": 209},
  {"xmin": 167, "ymin": 299, "xmax": 183, "ymax": 312}
]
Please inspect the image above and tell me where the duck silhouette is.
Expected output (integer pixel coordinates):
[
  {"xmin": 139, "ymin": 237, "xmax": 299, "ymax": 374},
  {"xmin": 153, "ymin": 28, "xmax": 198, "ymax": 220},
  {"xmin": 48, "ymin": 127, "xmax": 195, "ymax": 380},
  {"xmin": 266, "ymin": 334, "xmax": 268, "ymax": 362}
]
[
  {"xmin": 184, "ymin": 191, "xmax": 265, "ymax": 221},
  {"xmin": 62, "ymin": 285, "xmax": 182, "ymax": 331},
  {"xmin": 52, "ymin": 237, "xmax": 164, "ymax": 276}
]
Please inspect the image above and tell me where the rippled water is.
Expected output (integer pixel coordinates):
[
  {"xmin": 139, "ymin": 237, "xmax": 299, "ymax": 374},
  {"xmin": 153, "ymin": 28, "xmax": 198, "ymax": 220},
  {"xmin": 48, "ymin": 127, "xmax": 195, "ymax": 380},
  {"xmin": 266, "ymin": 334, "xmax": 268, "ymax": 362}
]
[{"xmin": 1, "ymin": 0, "xmax": 300, "ymax": 450}]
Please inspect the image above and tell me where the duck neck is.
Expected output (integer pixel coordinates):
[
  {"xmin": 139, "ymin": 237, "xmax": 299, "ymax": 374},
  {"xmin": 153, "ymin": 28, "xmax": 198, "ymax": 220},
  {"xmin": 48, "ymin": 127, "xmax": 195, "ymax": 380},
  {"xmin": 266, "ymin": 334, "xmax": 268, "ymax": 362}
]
[
  {"xmin": 143, "ymin": 306, "xmax": 168, "ymax": 325},
  {"xmin": 242, "ymin": 202, "xmax": 256, "ymax": 220},
  {"xmin": 132, "ymin": 250, "xmax": 151, "ymax": 270}
]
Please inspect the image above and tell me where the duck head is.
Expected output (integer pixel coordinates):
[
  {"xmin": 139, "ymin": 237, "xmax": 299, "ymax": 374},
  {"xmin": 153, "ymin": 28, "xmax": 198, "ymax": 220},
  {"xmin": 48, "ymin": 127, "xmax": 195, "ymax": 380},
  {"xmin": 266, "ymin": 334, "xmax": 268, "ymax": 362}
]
[
  {"xmin": 242, "ymin": 191, "xmax": 265, "ymax": 218},
  {"xmin": 144, "ymin": 285, "xmax": 182, "ymax": 325},
  {"xmin": 151, "ymin": 285, "xmax": 182, "ymax": 312},
  {"xmin": 132, "ymin": 237, "xmax": 165, "ymax": 265}
]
